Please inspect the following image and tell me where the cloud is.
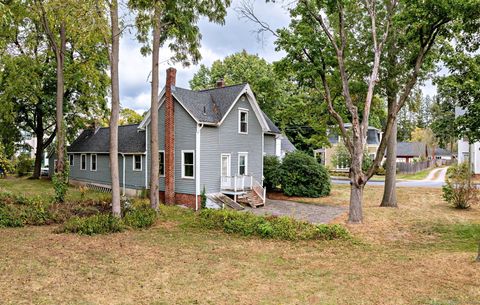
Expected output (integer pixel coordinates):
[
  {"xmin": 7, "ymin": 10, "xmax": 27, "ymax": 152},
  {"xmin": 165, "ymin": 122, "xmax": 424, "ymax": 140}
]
[{"xmin": 118, "ymin": 0, "xmax": 290, "ymax": 113}]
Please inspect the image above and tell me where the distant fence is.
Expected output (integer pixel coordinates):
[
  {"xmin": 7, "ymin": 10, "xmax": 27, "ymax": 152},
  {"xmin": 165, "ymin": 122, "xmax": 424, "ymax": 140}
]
[{"xmin": 397, "ymin": 160, "xmax": 434, "ymax": 174}]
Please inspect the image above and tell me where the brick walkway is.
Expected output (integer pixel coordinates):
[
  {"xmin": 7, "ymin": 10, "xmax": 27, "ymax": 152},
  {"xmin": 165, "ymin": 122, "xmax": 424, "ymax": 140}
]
[{"xmin": 244, "ymin": 199, "xmax": 347, "ymax": 224}]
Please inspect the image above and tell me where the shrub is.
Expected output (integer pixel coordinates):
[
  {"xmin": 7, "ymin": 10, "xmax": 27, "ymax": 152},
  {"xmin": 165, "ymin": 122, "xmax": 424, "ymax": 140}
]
[
  {"xmin": 123, "ymin": 207, "xmax": 157, "ymax": 229},
  {"xmin": 200, "ymin": 186, "xmax": 207, "ymax": 209},
  {"xmin": 15, "ymin": 154, "xmax": 34, "ymax": 177},
  {"xmin": 0, "ymin": 203, "xmax": 24, "ymax": 227},
  {"xmin": 279, "ymin": 151, "xmax": 330, "ymax": 197},
  {"xmin": 0, "ymin": 191, "xmax": 52, "ymax": 227},
  {"xmin": 52, "ymin": 164, "xmax": 69, "ymax": 203},
  {"xmin": 0, "ymin": 155, "xmax": 14, "ymax": 178},
  {"xmin": 442, "ymin": 163, "xmax": 478, "ymax": 209},
  {"xmin": 263, "ymin": 155, "xmax": 282, "ymax": 190},
  {"xmin": 198, "ymin": 209, "xmax": 349, "ymax": 241},
  {"xmin": 60, "ymin": 214, "xmax": 124, "ymax": 235}
]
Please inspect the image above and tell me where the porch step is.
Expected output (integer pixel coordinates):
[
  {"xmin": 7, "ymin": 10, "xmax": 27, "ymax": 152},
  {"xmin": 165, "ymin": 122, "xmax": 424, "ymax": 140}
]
[
  {"xmin": 207, "ymin": 193, "xmax": 244, "ymax": 211},
  {"xmin": 237, "ymin": 191, "xmax": 264, "ymax": 208}
]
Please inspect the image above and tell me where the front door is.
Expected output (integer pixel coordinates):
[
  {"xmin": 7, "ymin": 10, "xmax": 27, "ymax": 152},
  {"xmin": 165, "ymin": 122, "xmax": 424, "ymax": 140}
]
[{"xmin": 221, "ymin": 154, "xmax": 231, "ymax": 177}]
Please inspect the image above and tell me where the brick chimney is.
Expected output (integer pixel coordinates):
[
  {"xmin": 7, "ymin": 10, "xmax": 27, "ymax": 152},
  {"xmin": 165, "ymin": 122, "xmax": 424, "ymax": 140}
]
[
  {"xmin": 165, "ymin": 67, "xmax": 176, "ymax": 204},
  {"xmin": 216, "ymin": 78, "xmax": 225, "ymax": 88}
]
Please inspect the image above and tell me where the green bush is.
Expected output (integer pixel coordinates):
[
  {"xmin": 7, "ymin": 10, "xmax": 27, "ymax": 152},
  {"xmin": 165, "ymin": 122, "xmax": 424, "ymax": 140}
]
[
  {"xmin": 60, "ymin": 214, "xmax": 124, "ymax": 235},
  {"xmin": 15, "ymin": 154, "xmax": 34, "ymax": 177},
  {"xmin": 123, "ymin": 207, "xmax": 157, "ymax": 229},
  {"xmin": 442, "ymin": 163, "xmax": 478, "ymax": 209},
  {"xmin": 279, "ymin": 151, "xmax": 331, "ymax": 197},
  {"xmin": 0, "ymin": 155, "xmax": 14, "ymax": 177},
  {"xmin": 263, "ymin": 155, "xmax": 282, "ymax": 190},
  {"xmin": 198, "ymin": 209, "xmax": 349, "ymax": 241},
  {"xmin": 0, "ymin": 203, "xmax": 24, "ymax": 227},
  {"xmin": 0, "ymin": 191, "xmax": 52, "ymax": 227}
]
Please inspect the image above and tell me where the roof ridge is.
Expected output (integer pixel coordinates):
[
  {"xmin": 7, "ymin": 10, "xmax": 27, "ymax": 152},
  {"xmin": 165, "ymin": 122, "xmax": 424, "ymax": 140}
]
[
  {"xmin": 85, "ymin": 123, "xmax": 140, "ymax": 131},
  {"xmin": 195, "ymin": 83, "xmax": 247, "ymax": 92}
]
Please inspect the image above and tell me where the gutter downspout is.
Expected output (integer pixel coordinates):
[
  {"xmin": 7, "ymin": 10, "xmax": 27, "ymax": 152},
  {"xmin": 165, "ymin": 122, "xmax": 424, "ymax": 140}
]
[
  {"xmin": 121, "ymin": 153, "xmax": 126, "ymax": 196},
  {"xmin": 195, "ymin": 123, "xmax": 204, "ymax": 211}
]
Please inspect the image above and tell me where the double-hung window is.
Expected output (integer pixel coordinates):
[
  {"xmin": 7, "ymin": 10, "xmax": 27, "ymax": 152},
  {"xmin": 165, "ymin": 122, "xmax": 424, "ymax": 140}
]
[
  {"xmin": 133, "ymin": 155, "xmax": 142, "ymax": 171},
  {"xmin": 80, "ymin": 154, "xmax": 87, "ymax": 170},
  {"xmin": 238, "ymin": 153, "xmax": 248, "ymax": 175},
  {"xmin": 238, "ymin": 109, "xmax": 248, "ymax": 134},
  {"xmin": 159, "ymin": 151, "xmax": 165, "ymax": 176},
  {"xmin": 69, "ymin": 154, "xmax": 74, "ymax": 167},
  {"xmin": 90, "ymin": 154, "xmax": 97, "ymax": 171},
  {"xmin": 182, "ymin": 150, "xmax": 195, "ymax": 179}
]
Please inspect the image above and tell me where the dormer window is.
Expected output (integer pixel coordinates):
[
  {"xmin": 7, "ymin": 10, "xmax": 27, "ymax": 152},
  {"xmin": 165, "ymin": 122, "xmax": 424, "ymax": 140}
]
[{"xmin": 238, "ymin": 108, "xmax": 248, "ymax": 134}]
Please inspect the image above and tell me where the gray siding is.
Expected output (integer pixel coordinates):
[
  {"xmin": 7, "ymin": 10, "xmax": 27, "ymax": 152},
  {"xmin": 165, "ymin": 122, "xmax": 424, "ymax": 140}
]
[
  {"xmin": 67, "ymin": 153, "xmax": 146, "ymax": 190},
  {"xmin": 264, "ymin": 134, "xmax": 276, "ymax": 156},
  {"xmin": 146, "ymin": 99, "xmax": 196, "ymax": 194},
  {"xmin": 200, "ymin": 94, "xmax": 264, "ymax": 193}
]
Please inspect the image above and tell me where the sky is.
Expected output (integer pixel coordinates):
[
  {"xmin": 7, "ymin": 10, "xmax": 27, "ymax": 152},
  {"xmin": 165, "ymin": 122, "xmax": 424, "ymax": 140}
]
[
  {"xmin": 118, "ymin": 0, "xmax": 291, "ymax": 113},
  {"xmin": 118, "ymin": 0, "xmax": 437, "ymax": 114}
]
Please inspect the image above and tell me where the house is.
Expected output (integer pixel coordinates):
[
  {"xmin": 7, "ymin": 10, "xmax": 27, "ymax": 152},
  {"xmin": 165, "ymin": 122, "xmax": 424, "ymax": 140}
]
[
  {"xmin": 396, "ymin": 142, "xmax": 432, "ymax": 163},
  {"xmin": 434, "ymin": 148, "xmax": 452, "ymax": 161},
  {"xmin": 313, "ymin": 124, "xmax": 382, "ymax": 170},
  {"xmin": 456, "ymin": 107, "xmax": 480, "ymax": 174},
  {"xmin": 50, "ymin": 68, "xmax": 284, "ymax": 209}
]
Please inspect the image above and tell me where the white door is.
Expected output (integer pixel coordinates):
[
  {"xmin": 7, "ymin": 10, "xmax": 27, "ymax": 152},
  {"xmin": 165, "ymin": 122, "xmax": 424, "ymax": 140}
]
[{"xmin": 221, "ymin": 154, "xmax": 231, "ymax": 177}]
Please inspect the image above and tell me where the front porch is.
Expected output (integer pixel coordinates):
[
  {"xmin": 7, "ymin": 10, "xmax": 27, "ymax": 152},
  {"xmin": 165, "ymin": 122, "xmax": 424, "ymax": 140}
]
[{"xmin": 220, "ymin": 175, "xmax": 266, "ymax": 207}]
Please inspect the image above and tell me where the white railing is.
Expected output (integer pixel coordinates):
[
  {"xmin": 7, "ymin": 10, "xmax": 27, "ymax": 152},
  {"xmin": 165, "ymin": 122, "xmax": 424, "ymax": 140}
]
[
  {"xmin": 220, "ymin": 175, "xmax": 266, "ymax": 204},
  {"xmin": 221, "ymin": 175, "xmax": 252, "ymax": 191}
]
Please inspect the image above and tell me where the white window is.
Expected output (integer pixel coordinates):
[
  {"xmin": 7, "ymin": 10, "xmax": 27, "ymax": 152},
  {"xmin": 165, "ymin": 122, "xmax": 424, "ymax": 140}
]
[
  {"xmin": 182, "ymin": 150, "xmax": 195, "ymax": 179},
  {"xmin": 159, "ymin": 151, "xmax": 165, "ymax": 176},
  {"xmin": 221, "ymin": 154, "xmax": 231, "ymax": 177},
  {"xmin": 90, "ymin": 154, "xmax": 97, "ymax": 171},
  {"xmin": 133, "ymin": 155, "xmax": 142, "ymax": 171},
  {"xmin": 69, "ymin": 154, "xmax": 74, "ymax": 167},
  {"xmin": 80, "ymin": 154, "xmax": 86, "ymax": 170},
  {"xmin": 238, "ymin": 153, "xmax": 248, "ymax": 175},
  {"xmin": 238, "ymin": 108, "xmax": 248, "ymax": 134}
]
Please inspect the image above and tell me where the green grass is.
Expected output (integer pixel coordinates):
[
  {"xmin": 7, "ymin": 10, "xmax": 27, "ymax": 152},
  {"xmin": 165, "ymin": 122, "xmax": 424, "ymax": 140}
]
[
  {"xmin": 431, "ymin": 223, "xmax": 480, "ymax": 251},
  {"xmin": 397, "ymin": 168, "xmax": 432, "ymax": 180},
  {"xmin": 0, "ymin": 177, "xmax": 109, "ymax": 202}
]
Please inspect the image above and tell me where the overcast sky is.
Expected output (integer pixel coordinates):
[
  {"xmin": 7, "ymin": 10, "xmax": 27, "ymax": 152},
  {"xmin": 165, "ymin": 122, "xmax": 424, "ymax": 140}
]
[{"xmin": 118, "ymin": 0, "xmax": 436, "ymax": 113}]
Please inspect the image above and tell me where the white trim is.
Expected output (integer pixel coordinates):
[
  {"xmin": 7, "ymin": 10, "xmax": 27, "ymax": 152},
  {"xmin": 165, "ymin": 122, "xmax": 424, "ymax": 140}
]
[
  {"xmin": 195, "ymin": 124, "xmax": 204, "ymax": 211},
  {"xmin": 218, "ymin": 84, "xmax": 269, "ymax": 131},
  {"xmin": 145, "ymin": 127, "xmax": 148, "ymax": 188},
  {"xmin": 133, "ymin": 154, "xmax": 142, "ymax": 171},
  {"xmin": 90, "ymin": 154, "xmax": 97, "ymax": 172},
  {"xmin": 121, "ymin": 153, "xmax": 126, "ymax": 196},
  {"xmin": 238, "ymin": 152, "xmax": 248, "ymax": 175},
  {"xmin": 80, "ymin": 154, "xmax": 87, "ymax": 170},
  {"xmin": 221, "ymin": 153, "xmax": 231, "ymax": 177},
  {"xmin": 238, "ymin": 108, "xmax": 249, "ymax": 134},
  {"xmin": 159, "ymin": 150, "xmax": 165, "ymax": 177},
  {"xmin": 181, "ymin": 150, "xmax": 195, "ymax": 179}
]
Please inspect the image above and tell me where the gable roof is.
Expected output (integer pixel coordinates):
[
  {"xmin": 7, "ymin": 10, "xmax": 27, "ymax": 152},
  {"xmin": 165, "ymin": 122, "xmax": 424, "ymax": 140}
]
[
  {"xmin": 435, "ymin": 147, "xmax": 452, "ymax": 156},
  {"xmin": 281, "ymin": 136, "xmax": 296, "ymax": 153},
  {"xmin": 69, "ymin": 124, "xmax": 145, "ymax": 154},
  {"xmin": 139, "ymin": 83, "xmax": 280, "ymax": 134},
  {"xmin": 396, "ymin": 142, "xmax": 428, "ymax": 158}
]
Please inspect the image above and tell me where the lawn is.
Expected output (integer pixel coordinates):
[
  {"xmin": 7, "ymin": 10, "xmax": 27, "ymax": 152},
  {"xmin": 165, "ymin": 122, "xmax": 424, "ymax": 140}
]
[{"xmin": 1, "ymin": 178, "xmax": 479, "ymax": 304}]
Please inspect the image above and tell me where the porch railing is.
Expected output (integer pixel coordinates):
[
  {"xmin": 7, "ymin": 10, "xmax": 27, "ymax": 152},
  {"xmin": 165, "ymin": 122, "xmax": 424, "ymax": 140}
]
[{"xmin": 220, "ymin": 175, "xmax": 266, "ymax": 204}]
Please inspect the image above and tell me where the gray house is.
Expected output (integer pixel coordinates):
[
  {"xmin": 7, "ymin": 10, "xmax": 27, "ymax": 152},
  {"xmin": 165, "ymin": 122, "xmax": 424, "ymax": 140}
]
[{"xmin": 51, "ymin": 68, "xmax": 287, "ymax": 210}]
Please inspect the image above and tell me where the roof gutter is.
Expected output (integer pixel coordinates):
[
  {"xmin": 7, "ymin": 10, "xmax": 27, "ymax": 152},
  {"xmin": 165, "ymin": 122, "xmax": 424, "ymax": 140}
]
[{"xmin": 195, "ymin": 123, "xmax": 204, "ymax": 211}]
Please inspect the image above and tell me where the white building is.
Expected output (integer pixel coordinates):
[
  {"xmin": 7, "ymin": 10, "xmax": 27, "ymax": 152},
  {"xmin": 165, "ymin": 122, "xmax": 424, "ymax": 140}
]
[{"xmin": 456, "ymin": 107, "xmax": 480, "ymax": 174}]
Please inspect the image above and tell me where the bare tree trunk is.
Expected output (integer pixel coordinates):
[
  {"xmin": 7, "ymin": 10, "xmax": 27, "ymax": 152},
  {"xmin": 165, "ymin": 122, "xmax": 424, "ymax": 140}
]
[
  {"xmin": 477, "ymin": 242, "xmax": 480, "ymax": 262},
  {"xmin": 349, "ymin": 180, "xmax": 364, "ymax": 223},
  {"xmin": 109, "ymin": 0, "xmax": 121, "ymax": 217},
  {"xmin": 349, "ymin": 144, "xmax": 365, "ymax": 223},
  {"xmin": 32, "ymin": 109, "xmax": 44, "ymax": 179},
  {"xmin": 55, "ymin": 22, "xmax": 66, "ymax": 174},
  {"xmin": 149, "ymin": 3, "xmax": 161, "ymax": 210},
  {"xmin": 381, "ymin": 118, "xmax": 398, "ymax": 207}
]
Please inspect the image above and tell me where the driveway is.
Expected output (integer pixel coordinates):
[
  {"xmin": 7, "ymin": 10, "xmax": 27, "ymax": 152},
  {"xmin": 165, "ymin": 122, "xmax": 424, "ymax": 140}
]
[
  {"xmin": 244, "ymin": 199, "xmax": 347, "ymax": 224},
  {"xmin": 332, "ymin": 167, "xmax": 449, "ymax": 188}
]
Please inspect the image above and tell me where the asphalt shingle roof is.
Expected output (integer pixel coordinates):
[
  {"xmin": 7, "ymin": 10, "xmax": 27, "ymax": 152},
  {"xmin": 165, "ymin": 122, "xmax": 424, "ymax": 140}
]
[
  {"xmin": 281, "ymin": 137, "xmax": 296, "ymax": 153},
  {"xmin": 396, "ymin": 142, "xmax": 427, "ymax": 157},
  {"xmin": 69, "ymin": 124, "xmax": 145, "ymax": 153},
  {"xmin": 173, "ymin": 84, "xmax": 281, "ymax": 134}
]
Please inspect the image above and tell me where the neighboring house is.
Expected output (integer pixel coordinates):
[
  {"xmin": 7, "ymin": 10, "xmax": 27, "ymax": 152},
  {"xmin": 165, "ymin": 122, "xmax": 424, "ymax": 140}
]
[
  {"xmin": 314, "ymin": 124, "xmax": 382, "ymax": 170},
  {"xmin": 456, "ymin": 107, "xmax": 480, "ymax": 174},
  {"xmin": 396, "ymin": 141, "xmax": 432, "ymax": 163},
  {"xmin": 434, "ymin": 148, "xmax": 452, "ymax": 161},
  {"xmin": 279, "ymin": 136, "xmax": 296, "ymax": 159},
  {"xmin": 50, "ymin": 68, "xmax": 284, "ymax": 209}
]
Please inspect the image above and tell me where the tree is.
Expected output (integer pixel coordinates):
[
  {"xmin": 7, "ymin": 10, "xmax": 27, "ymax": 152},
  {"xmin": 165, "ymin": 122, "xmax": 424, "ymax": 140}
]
[
  {"xmin": 128, "ymin": 0, "xmax": 231, "ymax": 209},
  {"xmin": 0, "ymin": 0, "xmax": 108, "ymax": 178},
  {"xmin": 190, "ymin": 50, "xmax": 284, "ymax": 117},
  {"xmin": 274, "ymin": 0, "xmax": 480, "ymax": 223},
  {"xmin": 119, "ymin": 108, "xmax": 143, "ymax": 125},
  {"xmin": 430, "ymin": 95, "xmax": 456, "ymax": 152},
  {"xmin": 411, "ymin": 127, "xmax": 436, "ymax": 155}
]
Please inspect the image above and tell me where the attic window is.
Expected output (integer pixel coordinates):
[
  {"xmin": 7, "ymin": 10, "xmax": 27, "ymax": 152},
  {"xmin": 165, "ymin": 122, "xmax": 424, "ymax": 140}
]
[
  {"xmin": 238, "ymin": 108, "xmax": 248, "ymax": 134},
  {"xmin": 203, "ymin": 105, "xmax": 206, "ymax": 115}
]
